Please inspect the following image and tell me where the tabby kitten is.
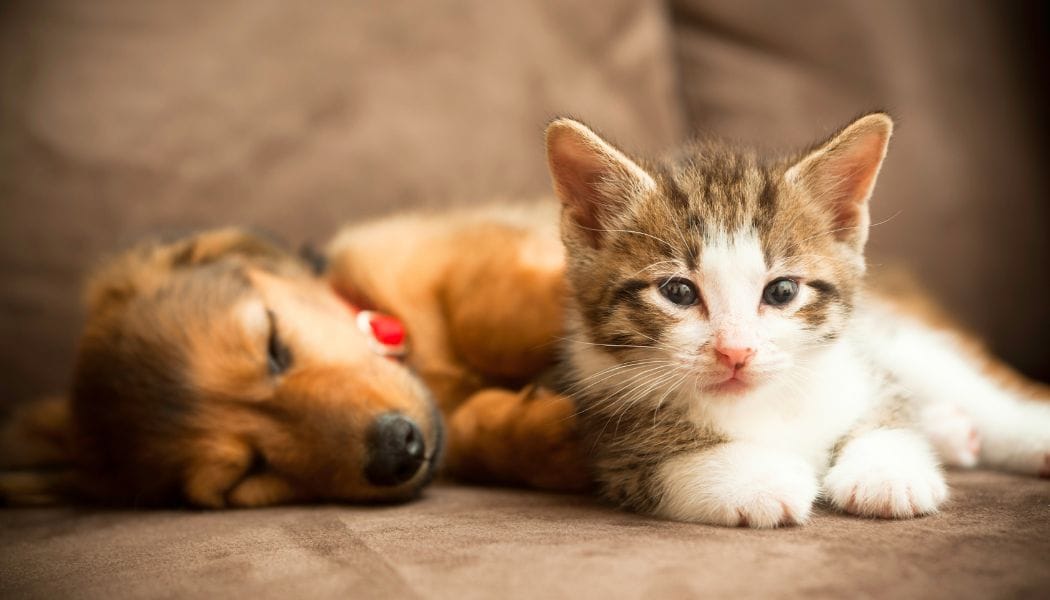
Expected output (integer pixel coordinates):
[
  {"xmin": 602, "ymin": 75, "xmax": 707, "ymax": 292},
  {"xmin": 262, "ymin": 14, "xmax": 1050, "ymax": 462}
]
[{"xmin": 545, "ymin": 114, "xmax": 1050, "ymax": 527}]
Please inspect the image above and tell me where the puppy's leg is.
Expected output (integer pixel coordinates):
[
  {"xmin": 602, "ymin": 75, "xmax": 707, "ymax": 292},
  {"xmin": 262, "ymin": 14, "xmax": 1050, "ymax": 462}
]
[
  {"xmin": 226, "ymin": 472, "xmax": 301, "ymax": 508},
  {"xmin": 0, "ymin": 397, "xmax": 74, "ymax": 469},
  {"xmin": 442, "ymin": 228, "xmax": 565, "ymax": 381},
  {"xmin": 183, "ymin": 438, "xmax": 253, "ymax": 508},
  {"xmin": 446, "ymin": 385, "xmax": 589, "ymax": 491},
  {"xmin": 0, "ymin": 471, "xmax": 76, "ymax": 506},
  {"xmin": 0, "ymin": 397, "xmax": 77, "ymax": 506}
]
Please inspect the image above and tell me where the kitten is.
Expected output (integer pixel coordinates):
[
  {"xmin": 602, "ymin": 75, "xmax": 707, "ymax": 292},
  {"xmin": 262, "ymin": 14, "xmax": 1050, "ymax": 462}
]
[{"xmin": 545, "ymin": 114, "xmax": 1050, "ymax": 527}]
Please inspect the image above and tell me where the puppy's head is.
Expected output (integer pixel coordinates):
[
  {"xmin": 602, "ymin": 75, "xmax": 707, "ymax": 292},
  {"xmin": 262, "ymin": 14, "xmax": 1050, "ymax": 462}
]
[{"xmin": 72, "ymin": 228, "xmax": 441, "ymax": 507}]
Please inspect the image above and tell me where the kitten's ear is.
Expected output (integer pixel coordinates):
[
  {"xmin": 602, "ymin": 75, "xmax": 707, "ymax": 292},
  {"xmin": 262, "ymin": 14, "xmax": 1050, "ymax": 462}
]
[
  {"xmin": 786, "ymin": 113, "xmax": 894, "ymax": 250},
  {"xmin": 545, "ymin": 118, "xmax": 656, "ymax": 248}
]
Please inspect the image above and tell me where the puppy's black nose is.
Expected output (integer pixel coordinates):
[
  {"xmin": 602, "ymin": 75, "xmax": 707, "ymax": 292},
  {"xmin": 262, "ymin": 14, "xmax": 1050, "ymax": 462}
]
[{"xmin": 365, "ymin": 413, "xmax": 425, "ymax": 486}]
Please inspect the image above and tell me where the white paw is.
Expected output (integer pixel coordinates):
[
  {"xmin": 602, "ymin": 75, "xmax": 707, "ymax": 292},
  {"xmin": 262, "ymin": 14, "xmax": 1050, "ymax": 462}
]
[
  {"xmin": 656, "ymin": 443, "xmax": 819, "ymax": 528},
  {"xmin": 825, "ymin": 428, "xmax": 948, "ymax": 519},
  {"xmin": 920, "ymin": 402, "xmax": 981, "ymax": 468}
]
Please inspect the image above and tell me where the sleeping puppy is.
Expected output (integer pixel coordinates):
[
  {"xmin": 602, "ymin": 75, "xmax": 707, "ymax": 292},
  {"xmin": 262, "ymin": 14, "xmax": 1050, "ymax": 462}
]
[
  {"xmin": 2, "ymin": 209, "xmax": 588, "ymax": 507},
  {"xmin": 3, "ymin": 228, "xmax": 441, "ymax": 507}
]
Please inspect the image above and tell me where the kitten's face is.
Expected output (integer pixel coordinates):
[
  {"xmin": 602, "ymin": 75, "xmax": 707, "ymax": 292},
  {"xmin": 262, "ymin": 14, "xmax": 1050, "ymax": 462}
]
[{"xmin": 547, "ymin": 115, "xmax": 892, "ymax": 400}]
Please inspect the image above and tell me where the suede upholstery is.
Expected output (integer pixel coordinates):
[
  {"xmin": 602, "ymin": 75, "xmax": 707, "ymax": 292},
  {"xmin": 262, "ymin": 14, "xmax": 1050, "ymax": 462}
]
[
  {"xmin": 2, "ymin": 472, "xmax": 1049, "ymax": 599},
  {"xmin": 1, "ymin": 1, "xmax": 1047, "ymax": 597}
]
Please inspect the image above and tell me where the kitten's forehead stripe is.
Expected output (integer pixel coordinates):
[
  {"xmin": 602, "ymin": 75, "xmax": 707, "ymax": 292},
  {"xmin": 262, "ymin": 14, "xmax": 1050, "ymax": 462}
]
[
  {"xmin": 656, "ymin": 146, "xmax": 834, "ymax": 283},
  {"xmin": 661, "ymin": 148, "xmax": 770, "ymax": 248}
]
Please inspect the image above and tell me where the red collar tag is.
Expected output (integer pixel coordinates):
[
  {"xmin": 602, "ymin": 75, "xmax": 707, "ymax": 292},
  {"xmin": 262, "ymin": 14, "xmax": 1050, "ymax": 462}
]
[
  {"xmin": 356, "ymin": 310, "xmax": 408, "ymax": 359},
  {"xmin": 332, "ymin": 285, "xmax": 409, "ymax": 359}
]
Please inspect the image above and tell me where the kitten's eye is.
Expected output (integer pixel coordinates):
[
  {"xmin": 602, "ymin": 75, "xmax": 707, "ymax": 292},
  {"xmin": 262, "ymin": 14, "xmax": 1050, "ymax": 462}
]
[
  {"xmin": 266, "ymin": 310, "xmax": 293, "ymax": 375},
  {"xmin": 659, "ymin": 277, "xmax": 699, "ymax": 307},
  {"xmin": 762, "ymin": 278, "xmax": 799, "ymax": 306}
]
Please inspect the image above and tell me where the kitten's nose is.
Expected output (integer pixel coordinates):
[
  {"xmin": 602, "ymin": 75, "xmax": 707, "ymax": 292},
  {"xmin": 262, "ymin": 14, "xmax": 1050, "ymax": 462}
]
[{"xmin": 715, "ymin": 346, "xmax": 755, "ymax": 370}]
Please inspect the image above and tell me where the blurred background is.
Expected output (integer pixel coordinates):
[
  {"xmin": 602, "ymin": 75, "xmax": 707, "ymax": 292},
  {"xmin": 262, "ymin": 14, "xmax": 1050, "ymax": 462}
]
[{"xmin": 1, "ymin": 0, "xmax": 1047, "ymax": 408}]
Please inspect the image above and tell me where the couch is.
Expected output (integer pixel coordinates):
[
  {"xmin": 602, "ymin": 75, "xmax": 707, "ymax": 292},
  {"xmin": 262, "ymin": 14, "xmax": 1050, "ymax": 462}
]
[{"xmin": 1, "ymin": 1, "xmax": 1047, "ymax": 597}]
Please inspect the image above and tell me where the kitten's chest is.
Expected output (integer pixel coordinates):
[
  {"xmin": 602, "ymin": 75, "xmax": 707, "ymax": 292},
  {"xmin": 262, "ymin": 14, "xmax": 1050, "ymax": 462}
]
[{"xmin": 690, "ymin": 343, "xmax": 876, "ymax": 467}]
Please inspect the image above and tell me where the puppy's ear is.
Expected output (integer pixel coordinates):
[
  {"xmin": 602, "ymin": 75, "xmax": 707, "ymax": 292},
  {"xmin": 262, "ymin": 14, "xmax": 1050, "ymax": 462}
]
[
  {"xmin": 84, "ymin": 228, "xmax": 290, "ymax": 316},
  {"xmin": 298, "ymin": 243, "xmax": 329, "ymax": 276},
  {"xmin": 169, "ymin": 228, "xmax": 288, "ymax": 268},
  {"xmin": 786, "ymin": 112, "xmax": 893, "ymax": 251},
  {"xmin": 545, "ymin": 118, "xmax": 655, "ymax": 248}
]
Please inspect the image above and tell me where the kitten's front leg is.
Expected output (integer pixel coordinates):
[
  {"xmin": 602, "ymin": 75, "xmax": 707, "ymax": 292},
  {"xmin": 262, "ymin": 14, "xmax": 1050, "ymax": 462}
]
[
  {"xmin": 824, "ymin": 428, "xmax": 948, "ymax": 519},
  {"xmin": 653, "ymin": 442, "xmax": 819, "ymax": 528}
]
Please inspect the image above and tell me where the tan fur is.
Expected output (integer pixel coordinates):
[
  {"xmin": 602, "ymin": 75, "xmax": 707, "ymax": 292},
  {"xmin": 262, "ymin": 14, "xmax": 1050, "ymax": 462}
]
[{"xmin": 326, "ymin": 205, "xmax": 588, "ymax": 491}]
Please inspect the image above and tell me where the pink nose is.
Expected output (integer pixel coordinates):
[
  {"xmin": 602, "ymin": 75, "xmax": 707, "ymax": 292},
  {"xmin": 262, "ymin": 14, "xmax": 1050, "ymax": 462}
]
[{"xmin": 715, "ymin": 346, "xmax": 755, "ymax": 369}]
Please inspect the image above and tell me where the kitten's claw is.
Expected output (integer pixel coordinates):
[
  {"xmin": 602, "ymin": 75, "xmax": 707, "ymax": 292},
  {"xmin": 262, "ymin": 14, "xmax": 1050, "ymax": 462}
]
[{"xmin": 825, "ymin": 429, "xmax": 948, "ymax": 519}]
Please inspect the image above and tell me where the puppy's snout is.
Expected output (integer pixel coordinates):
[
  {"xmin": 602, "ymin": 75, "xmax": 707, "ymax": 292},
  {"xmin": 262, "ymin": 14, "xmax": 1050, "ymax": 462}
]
[{"xmin": 365, "ymin": 413, "xmax": 426, "ymax": 486}]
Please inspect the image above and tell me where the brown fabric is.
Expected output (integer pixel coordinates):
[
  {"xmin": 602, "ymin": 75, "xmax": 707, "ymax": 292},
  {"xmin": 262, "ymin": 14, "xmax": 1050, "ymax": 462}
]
[
  {"xmin": 0, "ymin": 0, "xmax": 683, "ymax": 405},
  {"xmin": 2, "ymin": 4, "xmax": 1047, "ymax": 598},
  {"xmin": 2, "ymin": 471, "xmax": 1048, "ymax": 599},
  {"xmin": 670, "ymin": 0, "xmax": 1050, "ymax": 381}
]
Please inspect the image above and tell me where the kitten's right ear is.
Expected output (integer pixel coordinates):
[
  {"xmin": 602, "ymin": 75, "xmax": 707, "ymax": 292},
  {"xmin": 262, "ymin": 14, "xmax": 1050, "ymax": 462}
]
[
  {"xmin": 545, "ymin": 119, "xmax": 655, "ymax": 248},
  {"xmin": 786, "ymin": 113, "xmax": 894, "ymax": 250}
]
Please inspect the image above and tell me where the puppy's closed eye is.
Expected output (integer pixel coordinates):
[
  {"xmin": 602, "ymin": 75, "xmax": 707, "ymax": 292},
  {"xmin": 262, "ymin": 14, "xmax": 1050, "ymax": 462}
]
[{"xmin": 266, "ymin": 310, "xmax": 293, "ymax": 375}]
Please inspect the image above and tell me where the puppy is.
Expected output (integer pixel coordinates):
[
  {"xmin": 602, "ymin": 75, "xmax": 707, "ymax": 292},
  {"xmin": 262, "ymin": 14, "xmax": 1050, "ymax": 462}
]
[
  {"xmin": 2, "ymin": 210, "xmax": 588, "ymax": 507},
  {"xmin": 4, "ymin": 228, "xmax": 440, "ymax": 507}
]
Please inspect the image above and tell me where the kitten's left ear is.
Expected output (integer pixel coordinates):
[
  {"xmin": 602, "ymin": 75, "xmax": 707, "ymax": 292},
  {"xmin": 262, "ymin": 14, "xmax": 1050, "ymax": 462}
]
[
  {"xmin": 786, "ymin": 113, "xmax": 894, "ymax": 250},
  {"xmin": 546, "ymin": 118, "xmax": 656, "ymax": 248}
]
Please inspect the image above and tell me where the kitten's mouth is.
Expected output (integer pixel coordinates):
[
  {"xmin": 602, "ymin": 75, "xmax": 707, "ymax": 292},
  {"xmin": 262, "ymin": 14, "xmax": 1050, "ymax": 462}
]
[{"xmin": 709, "ymin": 372, "xmax": 752, "ymax": 395}]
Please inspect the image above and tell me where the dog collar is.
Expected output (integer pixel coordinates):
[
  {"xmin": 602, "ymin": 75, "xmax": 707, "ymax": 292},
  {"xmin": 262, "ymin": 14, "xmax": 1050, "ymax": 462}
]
[{"xmin": 333, "ymin": 286, "xmax": 408, "ymax": 359}]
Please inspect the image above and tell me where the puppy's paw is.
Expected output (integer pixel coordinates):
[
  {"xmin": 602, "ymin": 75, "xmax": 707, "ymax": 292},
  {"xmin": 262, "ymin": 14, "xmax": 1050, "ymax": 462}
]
[
  {"xmin": 226, "ymin": 472, "xmax": 299, "ymax": 507},
  {"xmin": 655, "ymin": 443, "xmax": 818, "ymax": 528},
  {"xmin": 921, "ymin": 402, "xmax": 980, "ymax": 468},
  {"xmin": 825, "ymin": 428, "xmax": 948, "ymax": 519}
]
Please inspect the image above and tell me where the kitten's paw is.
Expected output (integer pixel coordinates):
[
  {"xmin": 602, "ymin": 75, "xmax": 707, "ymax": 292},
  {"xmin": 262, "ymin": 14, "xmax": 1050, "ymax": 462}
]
[
  {"xmin": 655, "ymin": 443, "xmax": 818, "ymax": 528},
  {"xmin": 825, "ymin": 429, "xmax": 948, "ymax": 519},
  {"xmin": 920, "ymin": 402, "xmax": 980, "ymax": 468}
]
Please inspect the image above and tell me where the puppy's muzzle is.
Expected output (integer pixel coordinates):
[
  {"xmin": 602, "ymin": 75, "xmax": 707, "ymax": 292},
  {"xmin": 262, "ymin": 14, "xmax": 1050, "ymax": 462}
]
[{"xmin": 365, "ymin": 413, "xmax": 426, "ymax": 486}]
